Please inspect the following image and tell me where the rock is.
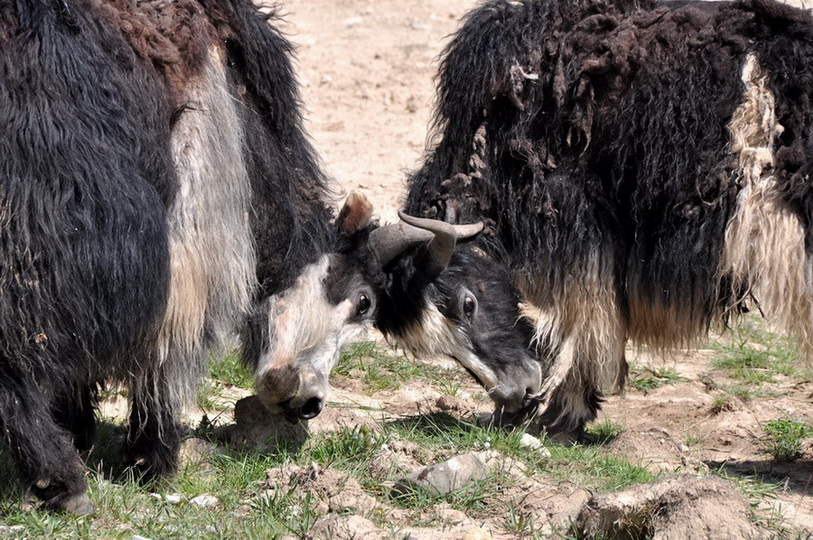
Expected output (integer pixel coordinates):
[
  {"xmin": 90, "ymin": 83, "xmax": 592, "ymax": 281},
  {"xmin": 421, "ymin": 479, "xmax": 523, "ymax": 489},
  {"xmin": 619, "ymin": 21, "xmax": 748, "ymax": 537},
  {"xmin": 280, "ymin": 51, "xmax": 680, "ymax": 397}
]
[
  {"xmin": 149, "ymin": 493, "xmax": 181, "ymax": 504},
  {"xmin": 574, "ymin": 475, "xmax": 768, "ymax": 539},
  {"xmin": 0, "ymin": 526, "xmax": 24, "ymax": 535},
  {"xmin": 214, "ymin": 395, "xmax": 308, "ymax": 453},
  {"xmin": 519, "ymin": 433, "xmax": 552, "ymax": 458},
  {"xmin": 189, "ymin": 494, "xmax": 219, "ymax": 508},
  {"xmin": 392, "ymin": 453, "xmax": 488, "ymax": 498},
  {"xmin": 462, "ymin": 527, "xmax": 492, "ymax": 540},
  {"xmin": 180, "ymin": 437, "xmax": 218, "ymax": 466},
  {"xmin": 310, "ymin": 515, "xmax": 382, "ymax": 539}
]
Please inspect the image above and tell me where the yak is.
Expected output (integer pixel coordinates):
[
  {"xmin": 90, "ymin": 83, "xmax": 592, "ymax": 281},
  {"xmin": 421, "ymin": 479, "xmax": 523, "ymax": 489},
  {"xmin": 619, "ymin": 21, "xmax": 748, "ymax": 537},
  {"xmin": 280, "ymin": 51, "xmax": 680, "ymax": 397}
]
[
  {"xmin": 382, "ymin": 0, "xmax": 813, "ymax": 440},
  {"xmin": 0, "ymin": 0, "xmax": 476, "ymax": 514}
]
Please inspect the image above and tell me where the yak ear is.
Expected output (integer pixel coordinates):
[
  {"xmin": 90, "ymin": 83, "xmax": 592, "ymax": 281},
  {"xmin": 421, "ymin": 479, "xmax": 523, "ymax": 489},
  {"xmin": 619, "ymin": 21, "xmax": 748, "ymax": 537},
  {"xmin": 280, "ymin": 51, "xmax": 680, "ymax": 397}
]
[{"xmin": 336, "ymin": 191, "xmax": 374, "ymax": 237}]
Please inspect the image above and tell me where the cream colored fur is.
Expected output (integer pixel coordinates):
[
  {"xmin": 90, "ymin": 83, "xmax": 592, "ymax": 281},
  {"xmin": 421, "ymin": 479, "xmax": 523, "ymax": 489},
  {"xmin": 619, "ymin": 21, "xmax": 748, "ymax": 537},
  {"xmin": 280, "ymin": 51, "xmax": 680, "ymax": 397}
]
[
  {"xmin": 152, "ymin": 46, "xmax": 256, "ymax": 411},
  {"xmin": 722, "ymin": 54, "xmax": 813, "ymax": 360}
]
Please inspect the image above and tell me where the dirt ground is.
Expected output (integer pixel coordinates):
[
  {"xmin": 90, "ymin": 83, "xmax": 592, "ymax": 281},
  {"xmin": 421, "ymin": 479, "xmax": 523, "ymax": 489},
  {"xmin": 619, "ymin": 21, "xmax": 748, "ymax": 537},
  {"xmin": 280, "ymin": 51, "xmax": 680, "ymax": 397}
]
[{"xmin": 261, "ymin": 0, "xmax": 813, "ymax": 537}]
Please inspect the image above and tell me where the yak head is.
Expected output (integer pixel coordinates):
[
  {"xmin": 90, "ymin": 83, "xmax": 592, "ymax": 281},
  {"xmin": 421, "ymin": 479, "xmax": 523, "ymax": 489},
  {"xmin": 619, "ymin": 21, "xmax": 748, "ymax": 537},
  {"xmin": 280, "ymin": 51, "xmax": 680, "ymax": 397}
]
[
  {"xmin": 247, "ymin": 192, "xmax": 385, "ymax": 421},
  {"xmin": 248, "ymin": 195, "xmax": 540, "ymax": 423},
  {"xmin": 373, "ymin": 212, "xmax": 543, "ymax": 420}
]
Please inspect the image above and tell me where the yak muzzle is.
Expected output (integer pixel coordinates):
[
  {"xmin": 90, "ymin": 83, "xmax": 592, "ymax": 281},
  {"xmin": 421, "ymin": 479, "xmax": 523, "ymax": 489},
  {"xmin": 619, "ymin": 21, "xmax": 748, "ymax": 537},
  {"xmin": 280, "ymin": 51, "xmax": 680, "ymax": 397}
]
[{"xmin": 256, "ymin": 363, "xmax": 328, "ymax": 421}]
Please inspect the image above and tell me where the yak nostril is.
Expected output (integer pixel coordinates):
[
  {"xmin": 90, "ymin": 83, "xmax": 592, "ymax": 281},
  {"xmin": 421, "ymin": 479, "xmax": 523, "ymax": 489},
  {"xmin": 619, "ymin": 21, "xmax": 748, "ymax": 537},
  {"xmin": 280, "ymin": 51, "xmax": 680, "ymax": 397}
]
[{"xmin": 298, "ymin": 397, "xmax": 324, "ymax": 419}]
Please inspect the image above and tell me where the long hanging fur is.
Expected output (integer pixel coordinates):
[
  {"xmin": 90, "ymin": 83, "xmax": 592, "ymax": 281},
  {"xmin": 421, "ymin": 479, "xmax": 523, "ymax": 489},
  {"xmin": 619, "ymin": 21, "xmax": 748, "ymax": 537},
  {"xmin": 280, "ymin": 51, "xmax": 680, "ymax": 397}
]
[{"xmin": 405, "ymin": 0, "xmax": 813, "ymax": 432}]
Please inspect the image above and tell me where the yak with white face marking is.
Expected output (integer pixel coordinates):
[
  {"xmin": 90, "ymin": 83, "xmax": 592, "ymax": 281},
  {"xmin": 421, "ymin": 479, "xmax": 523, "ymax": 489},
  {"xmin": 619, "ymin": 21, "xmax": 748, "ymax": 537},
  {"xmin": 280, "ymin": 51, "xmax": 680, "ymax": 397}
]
[
  {"xmin": 0, "ymin": 0, "xmax": 387, "ymax": 514},
  {"xmin": 391, "ymin": 0, "xmax": 813, "ymax": 438}
]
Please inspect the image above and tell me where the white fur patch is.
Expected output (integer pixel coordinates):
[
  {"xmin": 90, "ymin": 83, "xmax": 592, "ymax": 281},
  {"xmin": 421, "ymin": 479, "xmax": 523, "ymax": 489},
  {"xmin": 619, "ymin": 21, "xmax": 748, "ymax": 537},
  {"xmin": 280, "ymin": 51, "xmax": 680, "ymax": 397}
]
[
  {"xmin": 256, "ymin": 256, "xmax": 370, "ymax": 406},
  {"xmin": 722, "ymin": 54, "xmax": 813, "ymax": 359},
  {"xmin": 154, "ymin": 46, "xmax": 256, "ymax": 409},
  {"xmin": 398, "ymin": 303, "xmax": 499, "ymax": 391}
]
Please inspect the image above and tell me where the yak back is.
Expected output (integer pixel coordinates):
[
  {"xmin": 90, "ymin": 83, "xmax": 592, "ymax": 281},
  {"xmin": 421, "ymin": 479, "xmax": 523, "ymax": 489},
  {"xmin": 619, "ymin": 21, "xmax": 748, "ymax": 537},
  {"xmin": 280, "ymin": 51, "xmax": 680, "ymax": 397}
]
[{"xmin": 406, "ymin": 0, "xmax": 813, "ymax": 328}]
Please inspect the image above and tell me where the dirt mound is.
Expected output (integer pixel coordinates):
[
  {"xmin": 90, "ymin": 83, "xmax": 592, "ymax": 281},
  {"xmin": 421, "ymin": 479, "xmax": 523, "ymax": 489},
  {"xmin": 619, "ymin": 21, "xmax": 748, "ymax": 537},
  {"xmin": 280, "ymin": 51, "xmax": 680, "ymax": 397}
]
[
  {"xmin": 575, "ymin": 475, "xmax": 766, "ymax": 539},
  {"xmin": 607, "ymin": 428, "xmax": 709, "ymax": 475}
]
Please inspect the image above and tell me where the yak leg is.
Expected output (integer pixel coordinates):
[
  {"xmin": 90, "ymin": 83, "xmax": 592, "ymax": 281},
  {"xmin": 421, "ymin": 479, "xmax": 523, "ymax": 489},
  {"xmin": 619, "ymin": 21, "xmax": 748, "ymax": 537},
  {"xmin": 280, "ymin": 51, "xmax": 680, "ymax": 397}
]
[
  {"xmin": 537, "ymin": 303, "xmax": 627, "ymax": 442},
  {"xmin": 0, "ymin": 374, "xmax": 94, "ymax": 514},
  {"xmin": 52, "ymin": 383, "xmax": 98, "ymax": 453},
  {"xmin": 123, "ymin": 370, "xmax": 180, "ymax": 483}
]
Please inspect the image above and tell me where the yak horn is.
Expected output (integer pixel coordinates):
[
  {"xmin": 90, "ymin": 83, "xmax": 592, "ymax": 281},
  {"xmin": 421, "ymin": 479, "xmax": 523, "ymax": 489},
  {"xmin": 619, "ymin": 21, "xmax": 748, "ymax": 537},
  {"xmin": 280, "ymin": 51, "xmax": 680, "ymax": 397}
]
[
  {"xmin": 368, "ymin": 221, "xmax": 434, "ymax": 267},
  {"xmin": 367, "ymin": 211, "xmax": 483, "ymax": 270},
  {"xmin": 398, "ymin": 211, "xmax": 483, "ymax": 272}
]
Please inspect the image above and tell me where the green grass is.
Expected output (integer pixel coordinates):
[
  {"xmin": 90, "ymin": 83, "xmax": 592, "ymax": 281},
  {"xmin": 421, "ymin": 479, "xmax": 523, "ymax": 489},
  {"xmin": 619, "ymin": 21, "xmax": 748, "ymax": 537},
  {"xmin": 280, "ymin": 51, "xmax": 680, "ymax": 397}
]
[
  {"xmin": 587, "ymin": 419, "xmax": 624, "ymax": 445},
  {"xmin": 712, "ymin": 320, "xmax": 811, "ymax": 384},
  {"xmin": 709, "ymin": 319, "xmax": 812, "ymax": 411},
  {"xmin": 334, "ymin": 341, "xmax": 431, "ymax": 392},
  {"xmin": 387, "ymin": 413, "xmax": 650, "ymax": 494},
  {"xmin": 209, "ymin": 350, "xmax": 254, "ymax": 390},
  {"xmin": 0, "ymin": 450, "xmax": 311, "ymax": 539},
  {"xmin": 762, "ymin": 419, "xmax": 813, "ymax": 462},
  {"xmin": 198, "ymin": 350, "xmax": 254, "ymax": 409},
  {"xmin": 628, "ymin": 364, "xmax": 685, "ymax": 392},
  {"xmin": 541, "ymin": 443, "xmax": 654, "ymax": 493},
  {"xmin": 333, "ymin": 340, "xmax": 473, "ymax": 397}
]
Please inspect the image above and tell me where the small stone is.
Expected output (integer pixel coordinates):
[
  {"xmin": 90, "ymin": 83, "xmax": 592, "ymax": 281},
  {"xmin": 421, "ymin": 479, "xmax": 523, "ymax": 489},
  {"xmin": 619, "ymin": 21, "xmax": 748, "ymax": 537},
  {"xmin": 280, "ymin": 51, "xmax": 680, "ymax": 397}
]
[
  {"xmin": 190, "ymin": 494, "xmax": 219, "ymax": 508},
  {"xmin": 519, "ymin": 433, "xmax": 551, "ymax": 457},
  {"xmin": 150, "ymin": 493, "xmax": 182, "ymax": 504},
  {"xmin": 0, "ymin": 526, "xmax": 24, "ymax": 535},
  {"xmin": 462, "ymin": 526, "xmax": 492, "ymax": 540},
  {"xmin": 392, "ymin": 453, "xmax": 488, "ymax": 498},
  {"xmin": 343, "ymin": 17, "xmax": 364, "ymax": 26}
]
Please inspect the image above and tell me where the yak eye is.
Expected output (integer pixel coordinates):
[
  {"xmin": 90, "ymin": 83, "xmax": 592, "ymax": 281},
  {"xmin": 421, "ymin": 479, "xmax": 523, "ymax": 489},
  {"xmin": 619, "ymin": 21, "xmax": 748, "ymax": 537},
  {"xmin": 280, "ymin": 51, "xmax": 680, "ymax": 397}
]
[
  {"xmin": 463, "ymin": 295, "xmax": 476, "ymax": 319},
  {"xmin": 357, "ymin": 293, "xmax": 371, "ymax": 316}
]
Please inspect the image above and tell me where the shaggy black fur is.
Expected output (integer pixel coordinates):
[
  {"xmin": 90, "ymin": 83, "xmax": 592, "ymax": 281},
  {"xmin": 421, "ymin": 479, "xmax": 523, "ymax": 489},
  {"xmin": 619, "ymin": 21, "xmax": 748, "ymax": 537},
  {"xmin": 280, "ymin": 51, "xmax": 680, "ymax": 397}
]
[
  {"xmin": 0, "ymin": 0, "xmax": 336, "ymax": 512},
  {"xmin": 403, "ymin": 0, "xmax": 813, "ymax": 433}
]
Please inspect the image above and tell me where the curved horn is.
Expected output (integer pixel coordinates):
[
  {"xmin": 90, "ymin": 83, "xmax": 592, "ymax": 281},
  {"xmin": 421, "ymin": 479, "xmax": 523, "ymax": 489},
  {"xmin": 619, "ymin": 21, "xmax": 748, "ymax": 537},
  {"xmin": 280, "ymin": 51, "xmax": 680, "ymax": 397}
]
[
  {"xmin": 367, "ymin": 222, "xmax": 434, "ymax": 267},
  {"xmin": 368, "ymin": 213, "xmax": 484, "ymax": 270},
  {"xmin": 397, "ymin": 211, "xmax": 484, "ymax": 272}
]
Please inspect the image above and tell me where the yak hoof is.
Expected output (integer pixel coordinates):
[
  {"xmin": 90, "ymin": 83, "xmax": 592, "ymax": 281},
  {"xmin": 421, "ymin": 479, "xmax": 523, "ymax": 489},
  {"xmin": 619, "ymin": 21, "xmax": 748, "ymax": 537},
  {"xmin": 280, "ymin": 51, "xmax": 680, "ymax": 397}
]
[{"xmin": 50, "ymin": 492, "xmax": 95, "ymax": 516}]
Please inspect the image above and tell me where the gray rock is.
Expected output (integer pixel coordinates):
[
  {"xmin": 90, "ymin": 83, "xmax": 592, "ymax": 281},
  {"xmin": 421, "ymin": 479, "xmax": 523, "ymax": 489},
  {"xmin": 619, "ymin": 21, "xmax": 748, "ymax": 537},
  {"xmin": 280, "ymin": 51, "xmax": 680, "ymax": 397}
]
[
  {"xmin": 189, "ymin": 494, "xmax": 219, "ymax": 508},
  {"xmin": 214, "ymin": 395, "xmax": 308, "ymax": 453},
  {"xmin": 392, "ymin": 453, "xmax": 488, "ymax": 498}
]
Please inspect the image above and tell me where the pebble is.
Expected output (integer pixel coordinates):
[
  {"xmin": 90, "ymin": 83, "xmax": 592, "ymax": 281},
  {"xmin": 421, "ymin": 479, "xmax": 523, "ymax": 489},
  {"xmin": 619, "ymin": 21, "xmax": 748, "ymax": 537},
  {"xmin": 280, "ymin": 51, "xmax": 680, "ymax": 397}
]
[
  {"xmin": 149, "ymin": 493, "xmax": 182, "ymax": 504},
  {"xmin": 392, "ymin": 453, "xmax": 488, "ymax": 498},
  {"xmin": 190, "ymin": 494, "xmax": 219, "ymax": 508},
  {"xmin": 462, "ymin": 527, "xmax": 492, "ymax": 540},
  {"xmin": 0, "ymin": 526, "xmax": 24, "ymax": 535},
  {"xmin": 519, "ymin": 433, "xmax": 552, "ymax": 458}
]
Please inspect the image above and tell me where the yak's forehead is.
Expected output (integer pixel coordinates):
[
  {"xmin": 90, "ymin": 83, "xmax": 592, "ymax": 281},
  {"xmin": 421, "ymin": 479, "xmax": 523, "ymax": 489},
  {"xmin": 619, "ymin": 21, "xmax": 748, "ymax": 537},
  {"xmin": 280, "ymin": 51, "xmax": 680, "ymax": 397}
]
[
  {"xmin": 399, "ymin": 301, "xmax": 499, "ymax": 389},
  {"xmin": 268, "ymin": 256, "xmax": 352, "ymax": 359}
]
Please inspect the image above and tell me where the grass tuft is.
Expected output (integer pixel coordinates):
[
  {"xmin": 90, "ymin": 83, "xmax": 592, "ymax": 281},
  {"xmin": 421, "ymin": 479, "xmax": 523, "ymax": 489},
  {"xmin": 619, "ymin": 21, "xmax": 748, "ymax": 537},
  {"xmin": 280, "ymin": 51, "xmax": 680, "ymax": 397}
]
[
  {"xmin": 762, "ymin": 419, "xmax": 812, "ymax": 463},
  {"xmin": 628, "ymin": 364, "xmax": 685, "ymax": 392}
]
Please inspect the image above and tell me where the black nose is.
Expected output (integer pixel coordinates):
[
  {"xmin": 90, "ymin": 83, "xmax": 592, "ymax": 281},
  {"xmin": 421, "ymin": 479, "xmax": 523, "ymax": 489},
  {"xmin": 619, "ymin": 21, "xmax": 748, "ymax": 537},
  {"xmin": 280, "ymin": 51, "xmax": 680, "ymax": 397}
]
[{"xmin": 297, "ymin": 397, "xmax": 324, "ymax": 419}]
